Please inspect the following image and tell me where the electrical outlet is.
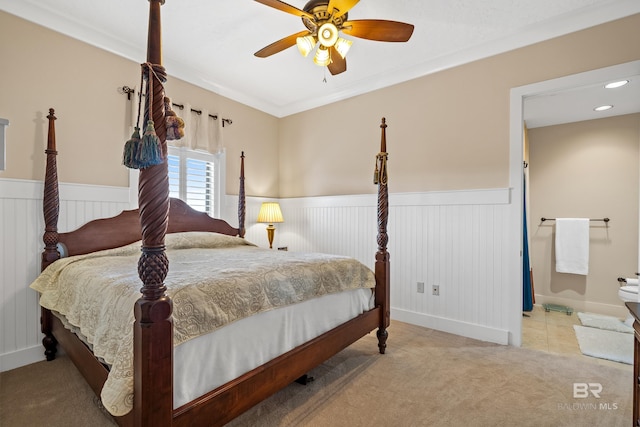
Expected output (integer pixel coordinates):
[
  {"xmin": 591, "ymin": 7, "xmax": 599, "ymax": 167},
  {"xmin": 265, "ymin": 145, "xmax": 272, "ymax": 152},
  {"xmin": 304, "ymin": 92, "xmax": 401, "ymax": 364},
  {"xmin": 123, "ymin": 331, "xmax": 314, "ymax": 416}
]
[
  {"xmin": 417, "ymin": 282, "xmax": 424, "ymax": 293},
  {"xmin": 432, "ymin": 285, "xmax": 440, "ymax": 296}
]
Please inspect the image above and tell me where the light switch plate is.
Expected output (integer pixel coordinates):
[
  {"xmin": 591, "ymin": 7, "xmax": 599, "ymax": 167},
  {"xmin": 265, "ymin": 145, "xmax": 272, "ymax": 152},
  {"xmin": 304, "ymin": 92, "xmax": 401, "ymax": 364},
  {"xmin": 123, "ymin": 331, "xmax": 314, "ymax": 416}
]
[{"xmin": 0, "ymin": 118, "xmax": 8, "ymax": 171}]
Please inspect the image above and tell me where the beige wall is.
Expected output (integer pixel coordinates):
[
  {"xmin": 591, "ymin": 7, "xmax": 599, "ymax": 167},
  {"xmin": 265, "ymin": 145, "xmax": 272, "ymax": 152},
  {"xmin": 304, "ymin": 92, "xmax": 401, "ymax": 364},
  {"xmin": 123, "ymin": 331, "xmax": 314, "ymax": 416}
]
[
  {"xmin": 164, "ymin": 79, "xmax": 280, "ymax": 196},
  {"xmin": 279, "ymin": 14, "xmax": 640, "ymax": 197},
  {"xmin": 0, "ymin": 12, "xmax": 280, "ymax": 197},
  {"xmin": 528, "ymin": 114, "xmax": 640, "ymax": 311},
  {"xmin": 2, "ymin": 11, "xmax": 640, "ymax": 200}
]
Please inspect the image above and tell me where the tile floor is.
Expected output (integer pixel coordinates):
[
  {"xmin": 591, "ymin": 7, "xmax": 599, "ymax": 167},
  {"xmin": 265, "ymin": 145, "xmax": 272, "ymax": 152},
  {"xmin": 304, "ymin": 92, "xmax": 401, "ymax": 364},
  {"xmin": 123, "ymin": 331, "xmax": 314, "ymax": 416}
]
[{"xmin": 521, "ymin": 304, "xmax": 633, "ymax": 371}]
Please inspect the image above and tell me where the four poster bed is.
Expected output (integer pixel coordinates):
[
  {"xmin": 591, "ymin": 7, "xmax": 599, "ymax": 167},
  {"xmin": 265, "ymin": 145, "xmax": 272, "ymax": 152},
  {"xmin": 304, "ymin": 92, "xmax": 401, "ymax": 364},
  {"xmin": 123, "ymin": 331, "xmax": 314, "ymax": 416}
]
[{"xmin": 32, "ymin": 1, "xmax": 391, "ymax": 426}]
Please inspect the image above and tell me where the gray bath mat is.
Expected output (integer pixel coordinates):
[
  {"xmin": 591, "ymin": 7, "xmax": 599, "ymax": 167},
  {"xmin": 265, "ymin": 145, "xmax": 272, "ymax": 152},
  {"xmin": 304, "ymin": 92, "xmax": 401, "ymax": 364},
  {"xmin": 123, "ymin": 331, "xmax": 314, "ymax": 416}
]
[
  {"xmin": 573, "ymin": 325, "xmax": 633, "ymax": 364},
  {"xmin": 577, "ymin": 312, "xmax": 633, "ymax": 334}
]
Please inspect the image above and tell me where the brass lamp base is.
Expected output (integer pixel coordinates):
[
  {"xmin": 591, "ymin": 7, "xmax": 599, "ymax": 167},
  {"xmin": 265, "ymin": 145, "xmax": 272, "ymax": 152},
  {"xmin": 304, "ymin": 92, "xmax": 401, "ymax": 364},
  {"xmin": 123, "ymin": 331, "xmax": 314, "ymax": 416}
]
[{"xmin": 266, "ymin": 224, "xmax": 275, "ymax": 249}]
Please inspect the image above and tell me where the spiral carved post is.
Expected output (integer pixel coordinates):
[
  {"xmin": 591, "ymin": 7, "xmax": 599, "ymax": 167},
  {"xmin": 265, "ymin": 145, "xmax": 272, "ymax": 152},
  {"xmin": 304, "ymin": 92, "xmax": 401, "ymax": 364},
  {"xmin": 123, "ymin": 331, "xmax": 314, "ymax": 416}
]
[
  {"xmin": 133, "ymin": 0, "xmax": 173, "ymax": 425},
  {"xmin": 40, "ymin": 108, "xmax": 60, "ymax": 361},
  {"xmin": 238, "ymin": 151, "xmax": 246, "ymax": 238},
  {"xmin": 374, "ymin": 118, "xmax": 390, "ymax": 354}
]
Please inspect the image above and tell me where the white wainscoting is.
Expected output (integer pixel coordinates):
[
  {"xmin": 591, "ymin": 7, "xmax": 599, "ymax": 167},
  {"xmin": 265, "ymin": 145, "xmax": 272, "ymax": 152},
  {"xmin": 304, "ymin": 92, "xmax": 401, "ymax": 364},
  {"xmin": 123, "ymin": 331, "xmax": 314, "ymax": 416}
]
[
  {"xmin": 0, "ymin": 178, "xmax": 132, "ymax": 372},
  {"xmin": 2, "ymin": 182, "xmax": 513, "ymax": 372},
  {"xmin": 266, "ymin": 189, "xmax": 514, "ymax": 345}
]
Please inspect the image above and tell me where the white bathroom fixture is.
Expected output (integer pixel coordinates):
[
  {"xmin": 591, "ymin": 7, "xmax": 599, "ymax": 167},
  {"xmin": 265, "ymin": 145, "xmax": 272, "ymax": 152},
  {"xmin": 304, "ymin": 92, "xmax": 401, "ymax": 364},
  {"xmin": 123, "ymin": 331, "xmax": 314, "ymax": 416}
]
[{"xmin": 619, "ymin": 279, "xmax": 639, "ymax": 326}]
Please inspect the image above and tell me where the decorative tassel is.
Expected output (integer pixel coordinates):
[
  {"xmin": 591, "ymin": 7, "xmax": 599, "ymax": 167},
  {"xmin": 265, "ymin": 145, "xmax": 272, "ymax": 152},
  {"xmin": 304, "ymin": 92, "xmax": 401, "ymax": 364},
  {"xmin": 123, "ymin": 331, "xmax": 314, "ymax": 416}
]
[
  {"xmin": 122, "ymin": 62, "xmax": 165, "ymax": 169},
  {"xmin": 378, "ymin": 153, "xmax": 388, "ymax": 185},
  {"xmin": 373, "ymin": 153, "xmax": 388, "ymax": 185},
  {"xmin": 137, "ymin": 120, "xmax": 164, "ymax": 168},
  {"xmin": 165, "ymin": 97, "xmax": 185, "ymax": 140},
  {"xmin": 373, "ymin": 159, "xmax": 380, "ymax": 184},
  {"xmin": 123, "ymin": 127, "xmax": 141, "ymax": 169}
]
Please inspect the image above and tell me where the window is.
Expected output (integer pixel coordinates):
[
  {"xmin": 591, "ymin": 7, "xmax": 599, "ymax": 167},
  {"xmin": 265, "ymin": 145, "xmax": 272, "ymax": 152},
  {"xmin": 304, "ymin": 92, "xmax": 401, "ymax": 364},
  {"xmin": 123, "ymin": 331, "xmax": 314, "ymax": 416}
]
[{"xmin": 167, "ymin": 147, "xmax": 224, "ymax": 217}]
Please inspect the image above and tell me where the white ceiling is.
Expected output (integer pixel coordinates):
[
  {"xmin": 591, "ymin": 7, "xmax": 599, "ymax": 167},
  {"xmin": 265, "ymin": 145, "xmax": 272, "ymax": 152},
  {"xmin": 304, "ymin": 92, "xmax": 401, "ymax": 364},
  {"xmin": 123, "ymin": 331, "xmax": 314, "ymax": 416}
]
[
  {"xmin": 2, "ymin": 0, "xmax": 640, "ymax": 123},
  {"xmin": 524, "ymin": 71, "xmax": 640, "ymax": 128}
]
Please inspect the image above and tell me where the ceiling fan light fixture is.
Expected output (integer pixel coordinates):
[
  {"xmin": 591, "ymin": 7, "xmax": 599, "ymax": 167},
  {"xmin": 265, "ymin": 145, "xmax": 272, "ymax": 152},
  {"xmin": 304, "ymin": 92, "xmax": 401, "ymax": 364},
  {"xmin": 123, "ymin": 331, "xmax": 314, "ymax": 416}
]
[
  {"xmin": 313, "ymin": 46, "xmax": 331, "ymax": 66},
  {"xmin": 334, "ymin": 37, "xmax": 352, "ymax": 59},
  {"xmin": 318, "ymin": 22, "xmax": 338, "ymax": 47},
  {"xmin": 296, "ymin": 35, "xmax": 316, "ymax": 57},
  {"xmin": 254, "ymin": 0, "xmax": 415, "ymax": 76}
]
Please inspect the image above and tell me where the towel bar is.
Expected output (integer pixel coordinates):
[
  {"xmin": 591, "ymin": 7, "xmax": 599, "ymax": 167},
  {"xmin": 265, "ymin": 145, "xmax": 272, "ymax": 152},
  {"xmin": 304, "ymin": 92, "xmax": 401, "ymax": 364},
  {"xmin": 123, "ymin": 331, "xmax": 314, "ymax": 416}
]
[{"xmin": 541, "ymin": 217, "xmax": 609, "ymax": 223}]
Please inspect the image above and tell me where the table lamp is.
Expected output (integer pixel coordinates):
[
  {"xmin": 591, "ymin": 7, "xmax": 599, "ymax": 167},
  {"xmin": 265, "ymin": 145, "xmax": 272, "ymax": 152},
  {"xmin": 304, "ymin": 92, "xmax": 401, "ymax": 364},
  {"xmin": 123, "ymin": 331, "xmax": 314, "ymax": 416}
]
[{"xmin": 257, "ymin": 202, "xmax": 283, "ymax": 249}]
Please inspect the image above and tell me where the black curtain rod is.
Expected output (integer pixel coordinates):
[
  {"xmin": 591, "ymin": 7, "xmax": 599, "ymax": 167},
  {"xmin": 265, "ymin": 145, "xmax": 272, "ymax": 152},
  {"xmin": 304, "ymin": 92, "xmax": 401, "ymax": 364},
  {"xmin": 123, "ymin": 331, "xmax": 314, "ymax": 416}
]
[
  {"xmin": 541, "ymin": 217, "xmax": 610, "ymax": 223},
  {"xmin": 171, "ymin": 103, "xmax": 218, "ymax": 120},
  {"xmin": 172, "ymin": 104, "xmax": 233, "ymax": 126},
  {"xmin": 120, "ymin": 85, "xmax": 233, "ymax": 126},
  {"xmin": 171, "ymin": 104, "xmax": 233, "ymax": 127}
]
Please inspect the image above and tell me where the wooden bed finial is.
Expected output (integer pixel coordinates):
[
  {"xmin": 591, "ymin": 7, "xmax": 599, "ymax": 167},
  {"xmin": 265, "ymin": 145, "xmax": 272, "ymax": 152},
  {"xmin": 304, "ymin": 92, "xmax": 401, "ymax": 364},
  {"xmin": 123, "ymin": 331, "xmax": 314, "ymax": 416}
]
[{"xmin": 380, "ymin": 117, "xmax": 387, "ymax": 153}]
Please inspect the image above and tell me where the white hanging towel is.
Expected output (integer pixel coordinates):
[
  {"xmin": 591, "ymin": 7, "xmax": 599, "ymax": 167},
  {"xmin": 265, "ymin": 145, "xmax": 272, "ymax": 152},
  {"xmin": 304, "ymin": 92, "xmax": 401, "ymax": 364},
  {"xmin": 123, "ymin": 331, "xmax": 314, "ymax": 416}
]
[{"xmin": 555, "ymin": 218, "xmax": 590, "ymax": 275}]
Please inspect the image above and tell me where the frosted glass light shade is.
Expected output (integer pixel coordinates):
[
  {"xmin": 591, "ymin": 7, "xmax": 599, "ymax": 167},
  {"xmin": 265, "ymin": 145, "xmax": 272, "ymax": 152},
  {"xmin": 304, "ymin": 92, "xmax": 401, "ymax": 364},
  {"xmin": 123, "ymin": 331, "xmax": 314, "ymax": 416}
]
[
  {"xmin": 314, "ymin": 46, "xmax": 331, "ymax": 66},
  {"xmin": 296, "ymin": 35, "xmax": 316, "ymax": 57},
  {"xmin": 334, "ymin": 38, "xmax": 352, "ymax": 58}
]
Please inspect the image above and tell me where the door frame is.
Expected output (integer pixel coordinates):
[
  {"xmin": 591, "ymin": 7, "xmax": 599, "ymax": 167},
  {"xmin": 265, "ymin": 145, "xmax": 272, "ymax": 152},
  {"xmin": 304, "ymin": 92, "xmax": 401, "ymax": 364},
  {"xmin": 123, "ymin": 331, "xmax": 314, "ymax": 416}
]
[{"xmin": 507, "ymin": 60, "xmax": 640, "ymax": 346}]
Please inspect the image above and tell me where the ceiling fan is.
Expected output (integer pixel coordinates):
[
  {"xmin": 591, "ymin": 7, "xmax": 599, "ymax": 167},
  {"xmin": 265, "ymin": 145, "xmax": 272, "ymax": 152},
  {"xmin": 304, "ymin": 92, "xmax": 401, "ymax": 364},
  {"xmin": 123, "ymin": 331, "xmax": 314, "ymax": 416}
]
[{"xmin": 253, "ymin": 0, "xmax": 414, "ymax": 76}]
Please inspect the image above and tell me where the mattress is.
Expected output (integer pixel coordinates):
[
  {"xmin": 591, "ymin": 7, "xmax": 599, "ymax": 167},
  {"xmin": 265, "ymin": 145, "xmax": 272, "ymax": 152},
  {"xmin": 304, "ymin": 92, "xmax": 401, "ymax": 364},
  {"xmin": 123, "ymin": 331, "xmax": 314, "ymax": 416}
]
[{"xmin": 53, "ymin": 287, "xmax": 373, "ymax": 410}]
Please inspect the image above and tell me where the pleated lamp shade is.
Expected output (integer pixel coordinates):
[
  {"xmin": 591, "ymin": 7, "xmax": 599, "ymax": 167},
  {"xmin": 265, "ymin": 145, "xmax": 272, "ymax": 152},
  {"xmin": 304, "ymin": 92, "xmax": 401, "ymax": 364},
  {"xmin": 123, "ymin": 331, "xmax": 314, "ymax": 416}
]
[{"xmin": 257, "ymin": 202, "xmax": 283, "ymax": 224}]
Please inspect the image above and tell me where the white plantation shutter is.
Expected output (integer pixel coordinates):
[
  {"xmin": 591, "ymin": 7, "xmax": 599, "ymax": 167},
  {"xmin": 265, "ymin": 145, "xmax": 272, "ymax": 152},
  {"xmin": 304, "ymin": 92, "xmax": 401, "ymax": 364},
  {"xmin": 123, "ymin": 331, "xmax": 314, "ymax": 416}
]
[
  {"xmin": 167, "ymin": 147, "xmax": 222, "ymax": 217},
  {"xmin": 185, "ymin": 157, "xmax": 213, "ymax": 213}
]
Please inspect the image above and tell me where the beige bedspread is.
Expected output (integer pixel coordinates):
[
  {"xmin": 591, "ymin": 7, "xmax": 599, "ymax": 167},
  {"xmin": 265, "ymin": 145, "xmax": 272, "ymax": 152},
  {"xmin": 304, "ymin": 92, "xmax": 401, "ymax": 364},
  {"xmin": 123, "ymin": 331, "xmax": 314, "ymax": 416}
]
[{"xmin": 30, "ymin": 231, "xmax": 375, "ymax": 416}]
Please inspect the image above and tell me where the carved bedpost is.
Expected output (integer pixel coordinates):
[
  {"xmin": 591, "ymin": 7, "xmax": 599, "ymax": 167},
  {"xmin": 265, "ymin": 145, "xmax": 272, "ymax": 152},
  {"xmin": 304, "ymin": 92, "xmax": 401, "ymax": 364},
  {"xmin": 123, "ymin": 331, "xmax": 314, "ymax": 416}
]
[
  {"xmin": 133, "ymin": 0, "xmax": 173, "ymax": 425},
  {"xmin": 42, "ymin": 109, "xmax": 60, "ymax": 271},
  {"xmin": 374, "ymin": 117, "xmax": 390, "ymax": 354},
  {"xmin": 40, "ymin": 108, "xmax": 60, "ymax": 361},
  {"xmin": 238, "ymin": 151, "xmax": 246, "ymax": 237}
]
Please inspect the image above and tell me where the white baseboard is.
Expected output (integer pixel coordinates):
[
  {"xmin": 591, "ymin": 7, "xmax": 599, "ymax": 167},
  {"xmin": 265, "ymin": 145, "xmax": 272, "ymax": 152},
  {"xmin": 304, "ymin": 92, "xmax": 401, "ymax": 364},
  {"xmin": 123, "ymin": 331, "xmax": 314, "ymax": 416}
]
[
  {"xmin": 391, "ymin": 308, "xmax": 510, "ymax": 345},
  {"xmin": 0, "ymin": 345, "xmax": 45, "ymax": 372}
]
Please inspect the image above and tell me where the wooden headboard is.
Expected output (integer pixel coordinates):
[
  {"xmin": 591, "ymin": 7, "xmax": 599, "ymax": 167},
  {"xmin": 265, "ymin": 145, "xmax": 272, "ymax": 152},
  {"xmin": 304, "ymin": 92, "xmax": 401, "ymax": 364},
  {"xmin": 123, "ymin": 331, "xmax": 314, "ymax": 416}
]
[
  {"xmin": 57, "ymin": 198, "xmax": 241, "ymax": 257},
  {"xmin": 41, "ymin": 107, "xmax": 246, "ymax": 265}
]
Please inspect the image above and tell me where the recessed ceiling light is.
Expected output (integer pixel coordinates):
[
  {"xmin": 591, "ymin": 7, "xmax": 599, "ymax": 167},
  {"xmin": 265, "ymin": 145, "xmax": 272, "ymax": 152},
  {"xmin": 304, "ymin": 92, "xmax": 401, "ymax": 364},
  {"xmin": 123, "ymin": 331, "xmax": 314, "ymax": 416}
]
[
  {"xmin": 604, "ymin": 80, "xmax": 629, "ymax": 89},
  {"xmin": 594, "ymin": 105, "xmax": 613, "ymax": 112}
]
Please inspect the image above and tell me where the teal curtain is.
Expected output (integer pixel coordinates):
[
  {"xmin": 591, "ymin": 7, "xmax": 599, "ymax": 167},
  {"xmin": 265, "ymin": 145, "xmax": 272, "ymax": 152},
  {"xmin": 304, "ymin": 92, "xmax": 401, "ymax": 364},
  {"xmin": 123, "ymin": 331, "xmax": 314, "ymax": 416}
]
[{"xmin": 523, "ymin": 171, "xmax": 533, "ymax": 311}]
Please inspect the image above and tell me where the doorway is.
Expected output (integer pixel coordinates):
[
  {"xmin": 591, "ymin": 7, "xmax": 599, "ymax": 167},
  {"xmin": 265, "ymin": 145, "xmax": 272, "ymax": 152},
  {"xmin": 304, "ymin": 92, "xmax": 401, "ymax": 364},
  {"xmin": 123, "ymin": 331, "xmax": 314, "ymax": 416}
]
[{"xmin": 508, "ymin": 60, "xmax": 640, "ymax": 347}]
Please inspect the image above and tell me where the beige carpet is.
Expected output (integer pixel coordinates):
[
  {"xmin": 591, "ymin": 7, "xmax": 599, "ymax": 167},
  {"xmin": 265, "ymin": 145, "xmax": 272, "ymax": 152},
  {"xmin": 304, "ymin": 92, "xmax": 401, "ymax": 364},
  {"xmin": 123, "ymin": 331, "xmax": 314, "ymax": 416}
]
[{"xmin": 0, "ymin": 321, "xmax": 633, "ymax": 427}]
